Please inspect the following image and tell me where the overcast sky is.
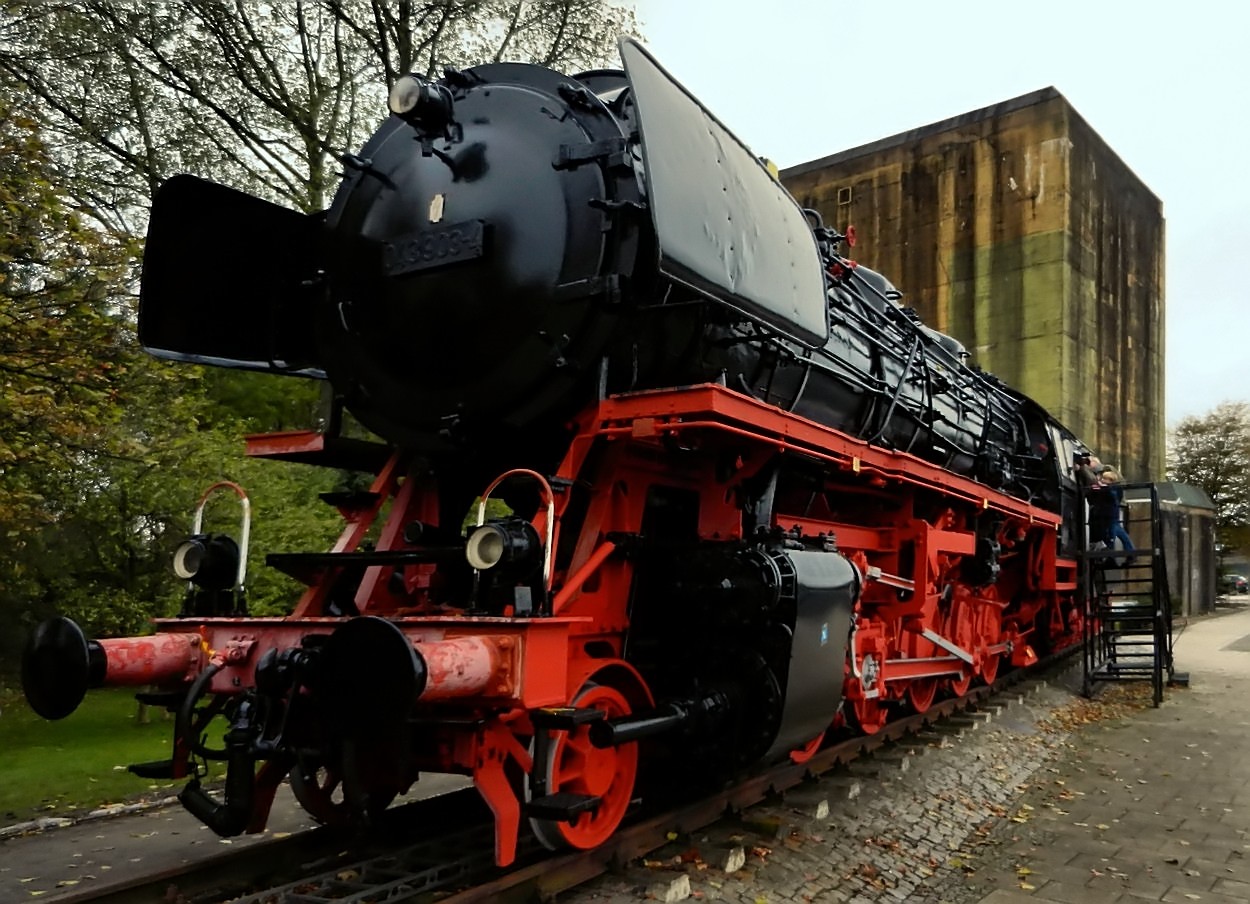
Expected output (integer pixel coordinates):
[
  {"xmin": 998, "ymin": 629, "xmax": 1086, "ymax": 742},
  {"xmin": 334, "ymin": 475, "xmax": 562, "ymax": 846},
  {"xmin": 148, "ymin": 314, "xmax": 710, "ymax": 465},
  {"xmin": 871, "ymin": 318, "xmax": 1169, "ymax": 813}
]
[{"xmin": 630, "ymin": 0, "xmax": 1245, "ymax": 426}]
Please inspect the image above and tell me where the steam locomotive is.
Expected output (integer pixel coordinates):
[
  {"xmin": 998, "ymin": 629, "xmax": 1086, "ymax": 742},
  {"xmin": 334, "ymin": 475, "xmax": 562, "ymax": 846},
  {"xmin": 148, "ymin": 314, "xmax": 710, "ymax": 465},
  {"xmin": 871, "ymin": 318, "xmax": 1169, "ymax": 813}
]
[{"xmin": 22, "ymin": 39, "xmax": 1088, "ymax": 865}]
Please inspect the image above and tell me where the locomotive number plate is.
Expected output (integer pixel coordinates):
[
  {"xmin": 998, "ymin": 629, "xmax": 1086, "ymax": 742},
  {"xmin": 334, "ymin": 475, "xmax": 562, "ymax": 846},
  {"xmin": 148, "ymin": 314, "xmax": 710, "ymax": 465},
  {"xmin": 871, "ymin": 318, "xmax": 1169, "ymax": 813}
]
[{"xmin": 383, "ymin": 219, "xmax": 485, "ymax": 276}]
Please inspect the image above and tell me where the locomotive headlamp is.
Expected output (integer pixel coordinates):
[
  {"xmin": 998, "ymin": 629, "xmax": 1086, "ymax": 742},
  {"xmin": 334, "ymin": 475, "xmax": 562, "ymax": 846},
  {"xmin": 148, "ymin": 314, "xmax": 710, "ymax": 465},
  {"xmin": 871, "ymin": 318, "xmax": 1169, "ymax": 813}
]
[
  {"xmin": 173, "ymin": 532, "xmax": 240, "ymax": 591},
  {"xmin": 388, "ymin": 74, "xmax": 454, "ymax": 132},
  {"xmin": 465, "ymin": 518, "xmax": 541, "ymax": 574}
]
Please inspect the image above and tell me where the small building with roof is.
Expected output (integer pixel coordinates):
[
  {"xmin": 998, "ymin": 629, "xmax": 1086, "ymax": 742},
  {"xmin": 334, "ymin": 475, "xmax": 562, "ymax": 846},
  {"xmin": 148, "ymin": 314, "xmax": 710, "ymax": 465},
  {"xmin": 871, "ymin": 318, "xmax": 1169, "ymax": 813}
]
[{"xmin": 1125, "ymin": 482, "xmax": 1217, "ymax": 616}]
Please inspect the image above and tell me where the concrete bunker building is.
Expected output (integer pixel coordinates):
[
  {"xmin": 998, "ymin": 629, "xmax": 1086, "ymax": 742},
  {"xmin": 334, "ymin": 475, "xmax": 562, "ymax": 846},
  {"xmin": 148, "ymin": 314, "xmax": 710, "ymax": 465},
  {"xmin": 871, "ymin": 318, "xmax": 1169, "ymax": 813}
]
[{"xmin": 781, "ymin": 87, "xmax": 1165, "ymax": 480}]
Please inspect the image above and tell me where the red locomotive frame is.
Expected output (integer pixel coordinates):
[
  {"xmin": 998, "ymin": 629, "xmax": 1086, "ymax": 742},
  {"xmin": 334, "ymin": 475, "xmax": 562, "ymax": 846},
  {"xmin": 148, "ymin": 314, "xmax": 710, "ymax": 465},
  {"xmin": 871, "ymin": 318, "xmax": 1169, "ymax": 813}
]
[{"xmin": 78, "ymin": 381, "xmax": 1082, "ymax": 865}]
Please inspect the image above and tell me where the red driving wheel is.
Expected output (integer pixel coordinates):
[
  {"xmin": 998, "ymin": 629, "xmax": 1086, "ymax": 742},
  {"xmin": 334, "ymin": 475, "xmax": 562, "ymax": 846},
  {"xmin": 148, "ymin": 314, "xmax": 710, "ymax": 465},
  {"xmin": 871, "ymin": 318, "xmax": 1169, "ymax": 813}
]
[{"xmin": 530, "ymin": 682, "xmax": 639, "ymax": 851}]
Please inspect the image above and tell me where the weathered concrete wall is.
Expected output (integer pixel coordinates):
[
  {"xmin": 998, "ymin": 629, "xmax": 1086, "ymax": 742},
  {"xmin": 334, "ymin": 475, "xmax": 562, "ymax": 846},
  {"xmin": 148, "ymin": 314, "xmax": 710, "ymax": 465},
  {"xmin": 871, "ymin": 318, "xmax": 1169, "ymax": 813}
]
[
  {"xmin": 1064, "ymin": 113, "xmax": 1166, "ymax": 482},
  {"xmin": 780, "ymin": 88, "xmax": 1165, "ymax": 480}
]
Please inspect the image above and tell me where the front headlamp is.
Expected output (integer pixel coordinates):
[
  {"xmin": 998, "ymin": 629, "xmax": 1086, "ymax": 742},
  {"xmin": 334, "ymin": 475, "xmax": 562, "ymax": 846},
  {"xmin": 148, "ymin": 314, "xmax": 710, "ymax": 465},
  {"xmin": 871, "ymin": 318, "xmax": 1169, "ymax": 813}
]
[{"xmin": 465, "ymin": 518, "xmax": 541, "ymax": 575}]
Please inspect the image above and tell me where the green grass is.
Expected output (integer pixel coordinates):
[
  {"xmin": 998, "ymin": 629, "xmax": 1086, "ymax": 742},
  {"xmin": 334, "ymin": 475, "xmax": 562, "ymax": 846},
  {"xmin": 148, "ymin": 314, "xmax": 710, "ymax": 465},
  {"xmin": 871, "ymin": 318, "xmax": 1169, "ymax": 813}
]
[{"xmin": 0, "ymin": 686, "xmax": 189, "ymax": 823}]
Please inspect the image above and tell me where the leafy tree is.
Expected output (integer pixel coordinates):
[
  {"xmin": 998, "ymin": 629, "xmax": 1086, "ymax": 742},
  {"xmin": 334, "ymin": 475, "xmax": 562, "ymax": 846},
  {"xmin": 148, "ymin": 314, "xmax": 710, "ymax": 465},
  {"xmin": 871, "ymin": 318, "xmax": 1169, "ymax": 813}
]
[
  {"xmin": 1167, "ymin": 401, "xmax": 1250, "ymax": 555},
  {"xmin": 0, "ymin": 87, "xmax": 135, "ymax": 529},
  {"xmin": 0, "ymin": 83, "xmax": 146, "ymax": 669},
  {"xmin": 0, "ymin": 0, "xmax": 639, "ymax": 676},
  {"xmin": 0, "ymin": 83, "xmax": 338, "ymax": 675},
  {"xmin": 0, "ymin": 0, "xmax": 640, "ymax": 227}
]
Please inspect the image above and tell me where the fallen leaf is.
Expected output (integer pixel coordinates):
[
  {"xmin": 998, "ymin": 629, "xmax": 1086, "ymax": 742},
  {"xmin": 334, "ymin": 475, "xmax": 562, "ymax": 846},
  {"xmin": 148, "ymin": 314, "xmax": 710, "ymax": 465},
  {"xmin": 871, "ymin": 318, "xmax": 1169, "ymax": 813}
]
[{"xmin": 676, "ymin": 848, "xmax": 702, "ymax": 864}]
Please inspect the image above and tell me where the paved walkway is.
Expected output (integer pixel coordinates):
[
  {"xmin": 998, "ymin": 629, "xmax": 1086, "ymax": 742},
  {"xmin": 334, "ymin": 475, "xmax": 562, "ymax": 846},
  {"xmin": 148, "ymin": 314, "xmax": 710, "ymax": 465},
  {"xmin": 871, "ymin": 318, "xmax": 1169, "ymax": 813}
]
[
  {"xmin": 0, "ymin": 772, "xmax": 467, "ymax": 900},
  {"xmin": 965, "ymin": 606, "xmax": 1250, "ymax": 904}
]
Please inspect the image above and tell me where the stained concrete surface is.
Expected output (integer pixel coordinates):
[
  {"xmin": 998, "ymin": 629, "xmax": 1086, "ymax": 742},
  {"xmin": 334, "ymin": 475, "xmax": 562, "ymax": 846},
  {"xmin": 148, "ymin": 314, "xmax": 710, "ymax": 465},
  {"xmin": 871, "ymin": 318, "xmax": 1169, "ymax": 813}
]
[
  {"xmin": 0, "ymin": 772, "xmax": 468, "ymax": 900},
  {"xmin": 964, "ymin": 605, "xmax": 1250, "ymax": 904}
]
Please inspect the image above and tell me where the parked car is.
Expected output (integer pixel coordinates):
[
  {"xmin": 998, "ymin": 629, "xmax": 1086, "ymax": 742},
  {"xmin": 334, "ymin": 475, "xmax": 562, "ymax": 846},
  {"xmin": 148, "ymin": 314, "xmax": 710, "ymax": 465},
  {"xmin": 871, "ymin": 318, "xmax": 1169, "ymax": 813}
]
[{"xmin": 1222, "ymin": 574, "xmax": 1248, "ymax": 594}]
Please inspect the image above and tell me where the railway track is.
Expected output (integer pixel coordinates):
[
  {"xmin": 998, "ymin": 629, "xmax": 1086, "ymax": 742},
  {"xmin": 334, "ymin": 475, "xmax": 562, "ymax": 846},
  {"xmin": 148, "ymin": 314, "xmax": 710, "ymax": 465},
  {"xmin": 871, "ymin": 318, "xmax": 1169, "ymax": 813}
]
[{"xmin": 59, "ymin": 654, "xmax": 1074, "ymax": 904}]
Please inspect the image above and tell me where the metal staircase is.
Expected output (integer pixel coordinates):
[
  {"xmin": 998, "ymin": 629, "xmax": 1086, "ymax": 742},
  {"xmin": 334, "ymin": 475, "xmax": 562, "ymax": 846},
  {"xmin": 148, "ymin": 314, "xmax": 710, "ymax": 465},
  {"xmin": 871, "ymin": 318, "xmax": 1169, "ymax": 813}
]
[{"xmin": 1080, "ymin": 481, "xmax": 1186, "ymax": 705}]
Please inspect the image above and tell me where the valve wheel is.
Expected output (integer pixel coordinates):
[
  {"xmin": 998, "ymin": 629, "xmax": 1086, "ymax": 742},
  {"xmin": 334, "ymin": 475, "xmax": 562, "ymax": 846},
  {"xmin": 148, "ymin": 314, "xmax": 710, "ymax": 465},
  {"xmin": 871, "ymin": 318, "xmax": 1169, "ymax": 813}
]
[{"xmin": 530, "ymin": 682, "xmax": 638, "ymax": 851}]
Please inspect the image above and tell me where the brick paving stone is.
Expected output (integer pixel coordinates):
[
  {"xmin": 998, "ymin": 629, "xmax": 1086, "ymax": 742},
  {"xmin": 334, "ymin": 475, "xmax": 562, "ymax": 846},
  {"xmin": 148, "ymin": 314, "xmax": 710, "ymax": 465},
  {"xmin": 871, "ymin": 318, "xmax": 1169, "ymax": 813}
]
[
  {"xmin": 1160, "ymin": 887, "xmax": 1250, "ymax": 904},
  {"xmin": 1031, "ymin": 880, "xmax": 1124, "ymax": 904},
  {"xmin": 975, "ymin": 891, "xmax": 1061, "ymax": 904},
  {"xmin": 1183, "ymin": 855, "xmax": 1250, "ymax": 882},
  {"xmin": 1123, "ymin": 890, "xmax": 1170, "ymax": 902},
  {"xmin": 1212, "ymin": 875, "xmax": 1250, "ymax": 897}
]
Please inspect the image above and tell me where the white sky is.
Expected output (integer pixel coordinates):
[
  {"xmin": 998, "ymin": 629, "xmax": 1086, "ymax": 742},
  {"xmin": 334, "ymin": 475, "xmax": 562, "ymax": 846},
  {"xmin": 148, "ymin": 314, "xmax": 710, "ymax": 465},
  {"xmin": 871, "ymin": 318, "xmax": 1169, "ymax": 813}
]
[{"xmin": 630, "ymin": 0, "xmax": 1248, "ymax": 426}]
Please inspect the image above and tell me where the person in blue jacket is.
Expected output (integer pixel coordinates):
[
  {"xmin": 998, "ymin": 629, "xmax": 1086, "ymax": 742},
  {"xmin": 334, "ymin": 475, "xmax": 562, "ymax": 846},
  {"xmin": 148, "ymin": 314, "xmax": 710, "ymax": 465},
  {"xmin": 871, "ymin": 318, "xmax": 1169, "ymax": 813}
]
[{"xmin": 1089, "ymin": 468, "xmax": 1135, "ymax": 566}]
